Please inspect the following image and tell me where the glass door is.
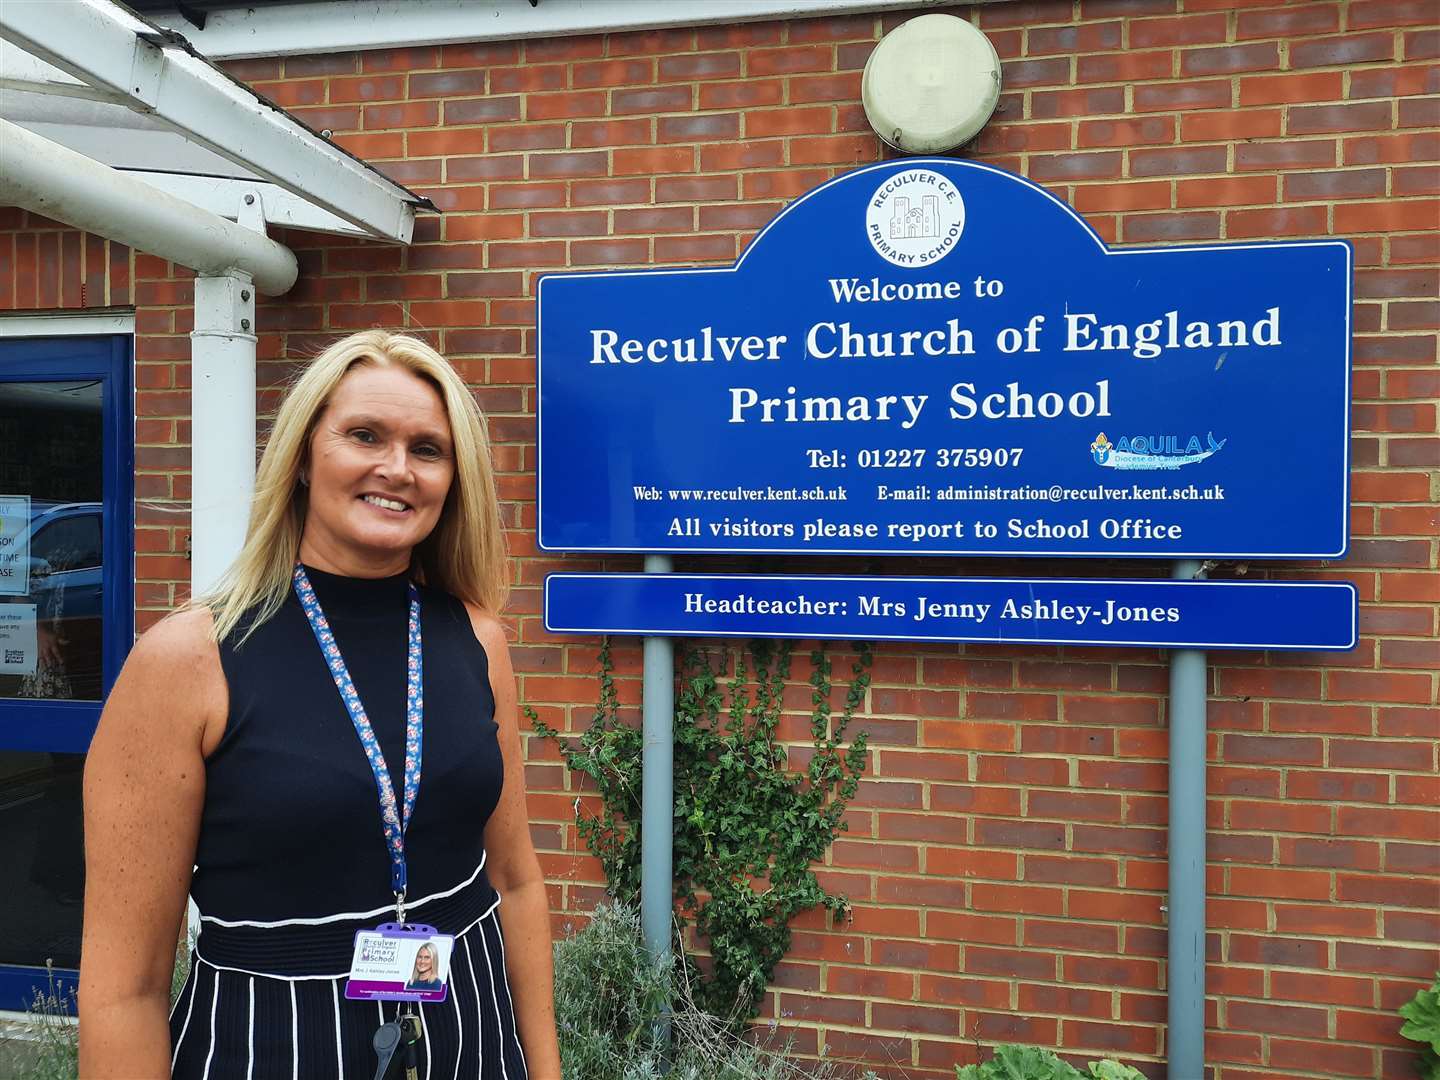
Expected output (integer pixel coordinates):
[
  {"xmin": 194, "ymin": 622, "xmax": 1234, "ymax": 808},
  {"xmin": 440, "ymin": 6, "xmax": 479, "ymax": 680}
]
[{"xmin": 0, "ymin": 332, "xmax": 133, "ymax": 1011}]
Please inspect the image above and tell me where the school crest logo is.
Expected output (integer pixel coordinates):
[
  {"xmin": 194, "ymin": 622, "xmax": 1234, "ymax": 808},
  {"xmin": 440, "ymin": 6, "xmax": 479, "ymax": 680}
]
[{"xmin": 865, "ymin": 169, "xmax": 965, "ymax": 268}]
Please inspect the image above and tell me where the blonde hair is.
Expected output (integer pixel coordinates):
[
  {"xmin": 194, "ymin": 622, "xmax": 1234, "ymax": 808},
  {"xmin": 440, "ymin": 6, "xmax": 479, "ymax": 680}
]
[{"xmin": 201, "ymin": 330, "xmax": 508, "ymax": 642}]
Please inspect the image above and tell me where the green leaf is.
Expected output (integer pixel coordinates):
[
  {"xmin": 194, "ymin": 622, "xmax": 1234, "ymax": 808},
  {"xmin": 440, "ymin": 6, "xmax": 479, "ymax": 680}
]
[
  {"xmin": 987, "ymin": 1044, "xmax": 1084, "ymax": 1080},
  {"xmin": 1401, "ymin": 985, "xmax": 1440, "ymax": 1055},
  {"xmin": 1088, "ymin": 1062, "xmax": 1146, "ymax": 1080}
]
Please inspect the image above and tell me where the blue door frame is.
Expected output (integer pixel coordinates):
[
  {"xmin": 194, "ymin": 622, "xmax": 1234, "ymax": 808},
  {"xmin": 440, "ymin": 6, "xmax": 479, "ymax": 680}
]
[{"xmin": 0, "ymin": 332, "xmax": 134, "ymax": 1012}]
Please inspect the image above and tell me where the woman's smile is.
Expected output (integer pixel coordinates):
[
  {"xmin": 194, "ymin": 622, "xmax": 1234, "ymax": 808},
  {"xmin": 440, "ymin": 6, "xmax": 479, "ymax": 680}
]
[{"xmin": 360, "ymin": 493, "xmax": 412, "ymax": 513}]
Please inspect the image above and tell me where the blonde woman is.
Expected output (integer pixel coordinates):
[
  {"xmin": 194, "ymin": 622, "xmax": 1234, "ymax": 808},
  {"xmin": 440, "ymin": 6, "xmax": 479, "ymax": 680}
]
[
  {"xmin": 79, "ymin": 331, "xmax": 560, "ymax": 1078},
  {"xmin": 407, "ymin": 941, "xmax": 444, "ymax": 992}
]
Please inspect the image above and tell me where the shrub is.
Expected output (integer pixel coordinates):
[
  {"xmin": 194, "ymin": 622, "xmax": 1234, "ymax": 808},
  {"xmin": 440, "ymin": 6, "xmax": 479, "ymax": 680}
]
[
  {"xmin": 553, "ymin": 902, "xmax": 876, "ymax": 1080},
  {"xmin": 552, "ymin": 901, "xmax": 670, "ymax": 1075},
  {"xmin": 6, "ymin": 966, "xmax": 77, "ymax": 1080},
  {"xmin": 3, "ymin": 936, "xmax": 191, "ymax": 1080},
  {"xmin": 955, "ymin": 1045, "xmax": 1145, "ymax": 1080}
]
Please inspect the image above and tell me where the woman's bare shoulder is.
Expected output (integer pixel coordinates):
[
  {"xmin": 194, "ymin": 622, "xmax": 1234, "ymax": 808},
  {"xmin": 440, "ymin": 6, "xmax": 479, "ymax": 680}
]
[
  {"xmin": 459, "ymin": 601, "xmax": 510, "ymax": 654},
  {"xmin": 107, "ymin": 607, "xmax": 227, "ymax": 746},
  {"xmin": 126, "ymin": 606, "xmax": 221, "ymax": 671}
]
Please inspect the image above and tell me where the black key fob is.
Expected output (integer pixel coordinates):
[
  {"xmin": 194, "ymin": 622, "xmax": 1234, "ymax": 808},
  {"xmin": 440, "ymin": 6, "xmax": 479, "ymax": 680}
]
[
  {"xmin": 372, "ymin": 1020, "xmax": 404, "ymax": 1080},
  {"xmin": 402, "ymin": 1014, "xmax": 422, "ymax": 1080}
]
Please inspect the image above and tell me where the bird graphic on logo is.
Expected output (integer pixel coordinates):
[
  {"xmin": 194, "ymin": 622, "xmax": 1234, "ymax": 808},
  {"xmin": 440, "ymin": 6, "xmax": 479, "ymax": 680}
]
[{"xmin": 1090, "ymin": 432, "xmax": 1112, "ymax": 464}]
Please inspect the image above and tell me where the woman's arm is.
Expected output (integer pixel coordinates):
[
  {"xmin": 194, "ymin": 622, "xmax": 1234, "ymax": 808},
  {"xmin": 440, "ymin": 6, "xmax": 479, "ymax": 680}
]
[
  {"xmin": 469, "ymin": 608, "xmax": 562, "ymax": 1078},
  {"xmin": 79, "ymin": 609, "xmax": 226, "ymax": 1078}
]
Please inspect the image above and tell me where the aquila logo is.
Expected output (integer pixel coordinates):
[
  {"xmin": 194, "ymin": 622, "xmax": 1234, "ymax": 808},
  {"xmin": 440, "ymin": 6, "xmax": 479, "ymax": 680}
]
[{"xmin": 1091, "ymin": 431, "xmax": 1226, "ymax": 471}]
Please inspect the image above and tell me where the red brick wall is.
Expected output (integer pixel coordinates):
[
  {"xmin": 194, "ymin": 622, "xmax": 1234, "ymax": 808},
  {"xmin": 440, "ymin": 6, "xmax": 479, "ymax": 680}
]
[{"xmin": 3, "ymin": 2, "xmax": 1437, "ymax": 1076}]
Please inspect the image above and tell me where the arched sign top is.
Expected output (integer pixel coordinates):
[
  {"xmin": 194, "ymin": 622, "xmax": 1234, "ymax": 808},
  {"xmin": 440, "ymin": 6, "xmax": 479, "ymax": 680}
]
[
  {"xmin": 736, "ymin": 158, "xmax": 1112, "ymax": 275},
  {"xmin": 537, "ymin": 160, "xmax": 1352, "ymax": 560}
]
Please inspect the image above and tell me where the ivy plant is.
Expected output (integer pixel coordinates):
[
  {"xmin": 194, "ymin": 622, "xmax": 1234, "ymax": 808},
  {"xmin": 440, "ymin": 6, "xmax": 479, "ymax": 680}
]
[{"xmin": 534, "ymin": 637, "xmax": 871, "ymax": 1025}]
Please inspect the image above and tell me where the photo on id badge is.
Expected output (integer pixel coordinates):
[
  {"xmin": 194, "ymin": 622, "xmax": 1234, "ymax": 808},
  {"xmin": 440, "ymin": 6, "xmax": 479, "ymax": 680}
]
[{"xmin": 347, "ymin": 924, "xmax": 454, "ymax": 1003}]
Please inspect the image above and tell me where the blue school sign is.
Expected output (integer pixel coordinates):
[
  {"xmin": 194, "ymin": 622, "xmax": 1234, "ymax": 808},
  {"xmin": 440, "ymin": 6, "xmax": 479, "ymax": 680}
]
[
  {"xmin": 545, "ymin": 574, "xmax": 1359, "ymax": 652},
  {"xmin": 537, "ymin": 159, "xmax": 1351, "ymax": 559}
]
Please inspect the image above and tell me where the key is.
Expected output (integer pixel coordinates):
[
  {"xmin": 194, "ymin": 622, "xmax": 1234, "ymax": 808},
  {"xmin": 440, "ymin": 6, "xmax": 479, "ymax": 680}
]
[
  {"xmin": 372, "ymin": 1021, "xmax": 404, "ymax": 1080},
  {"xmin": 401, "ymin": 1013, "xmax": 422, "ymax": 1080}
]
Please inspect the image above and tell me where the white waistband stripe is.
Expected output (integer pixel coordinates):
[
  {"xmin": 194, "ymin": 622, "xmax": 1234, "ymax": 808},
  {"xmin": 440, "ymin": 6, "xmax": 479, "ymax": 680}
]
[{"xmin": 196, "ymin": 854, "xmax": 488, "ymax": 929}]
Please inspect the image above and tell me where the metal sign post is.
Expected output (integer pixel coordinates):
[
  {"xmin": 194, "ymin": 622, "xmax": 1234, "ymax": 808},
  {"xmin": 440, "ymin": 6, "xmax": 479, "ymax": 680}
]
[
  {"xmin": 640, "ymin": 554, "xmax": 674, "ymax": 1043},
  {"xmin": 1167, "ymin": 559, "xmax": 1209, "ymax": 1078},
  {"xmin": 640, "ymin": 554, "xmax": 676, "ymax": 965}
]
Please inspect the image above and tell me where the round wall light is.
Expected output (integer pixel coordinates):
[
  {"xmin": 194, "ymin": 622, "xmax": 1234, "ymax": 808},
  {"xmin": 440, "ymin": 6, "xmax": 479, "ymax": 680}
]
[{"xmin": 862, "ymin": 13, "xmax": 1002, "ymax": 154}]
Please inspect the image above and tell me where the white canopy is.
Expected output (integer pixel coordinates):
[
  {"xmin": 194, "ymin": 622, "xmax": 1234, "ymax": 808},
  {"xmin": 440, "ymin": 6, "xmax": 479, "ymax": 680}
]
[{"xmin": 0, "ymin": 0, "xmax": 426, "ymax": 244}]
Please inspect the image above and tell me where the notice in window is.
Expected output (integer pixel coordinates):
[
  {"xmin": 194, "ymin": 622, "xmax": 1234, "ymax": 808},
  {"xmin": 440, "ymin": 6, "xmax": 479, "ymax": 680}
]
[
  {"xmin": 0, "ymin": 603, "xmax": 37, "ymax": 675},
  {"xmin": 0, "ymin": 495, "xmax": 30, "ymax": 596}
]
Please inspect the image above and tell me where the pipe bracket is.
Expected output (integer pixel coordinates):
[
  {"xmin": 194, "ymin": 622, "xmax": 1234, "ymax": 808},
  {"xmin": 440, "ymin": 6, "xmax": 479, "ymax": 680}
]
[
  {"xmin": 237, "ymin": 190, "xmax": 266, "ymax": 234},
  {"xmin": 193, "ymin": 271, "xmax": 257, "ymax": 340}
]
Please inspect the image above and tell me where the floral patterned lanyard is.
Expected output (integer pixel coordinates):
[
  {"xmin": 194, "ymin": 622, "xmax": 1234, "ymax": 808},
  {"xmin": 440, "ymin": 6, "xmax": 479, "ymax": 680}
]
[{"xmin": 293, "ymin": 564, "xmax": 423, "ymax": 918}]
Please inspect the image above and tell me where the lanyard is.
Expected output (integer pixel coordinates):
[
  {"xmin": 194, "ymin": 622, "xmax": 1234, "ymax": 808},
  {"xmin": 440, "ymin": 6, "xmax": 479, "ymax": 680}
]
[{"xmin": 293, "ymin": 564, "xmax": 423, "ymax": 918}]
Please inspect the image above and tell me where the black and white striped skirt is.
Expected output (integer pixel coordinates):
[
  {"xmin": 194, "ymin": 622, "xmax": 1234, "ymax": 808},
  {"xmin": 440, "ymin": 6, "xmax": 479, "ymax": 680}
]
[{"xmin": 169, "ymin": 866, "xmax": 529, "ymax": 1079}]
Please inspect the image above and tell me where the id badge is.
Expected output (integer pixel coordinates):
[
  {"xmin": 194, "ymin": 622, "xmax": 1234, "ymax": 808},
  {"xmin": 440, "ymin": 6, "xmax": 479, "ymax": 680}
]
[{"xmin": 345, "ymin": 923, "xmax": 454, "ymax": 1003}]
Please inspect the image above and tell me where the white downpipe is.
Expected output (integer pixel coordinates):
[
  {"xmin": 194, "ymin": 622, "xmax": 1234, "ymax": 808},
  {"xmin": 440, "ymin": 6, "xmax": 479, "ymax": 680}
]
[
  {"xmin": 190, "ymin": 273, "xmax": 258, "ymax": 596},
  {"xmin": 0, "ymin": 118, "xmax": 297, "ymax": 295}
]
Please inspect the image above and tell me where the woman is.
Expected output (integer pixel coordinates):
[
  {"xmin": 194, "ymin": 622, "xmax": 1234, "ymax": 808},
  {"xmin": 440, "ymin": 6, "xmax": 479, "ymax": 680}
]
[
  {"xmin": 79, "ymin": 331, "xmax": 561, "ymax": 1078},
  {"xmin": 407, "ymin": 941, "xmax": 444, "ymax": 992}
]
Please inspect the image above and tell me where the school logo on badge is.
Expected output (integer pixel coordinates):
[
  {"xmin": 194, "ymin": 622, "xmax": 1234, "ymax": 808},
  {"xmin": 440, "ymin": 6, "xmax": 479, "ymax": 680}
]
[{"xmin": 865, "ymin": 169, "xmax": 965, "ymax": 268}]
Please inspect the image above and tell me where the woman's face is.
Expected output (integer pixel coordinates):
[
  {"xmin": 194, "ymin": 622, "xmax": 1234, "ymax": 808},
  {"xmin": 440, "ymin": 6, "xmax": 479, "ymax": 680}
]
[
  {"xmin": 301, "ymin": 364, "xmax": 455, "ymax": 575},
  {"xmin": 415, "ymin": 945, "xmax": 435, "ymax": 977}
]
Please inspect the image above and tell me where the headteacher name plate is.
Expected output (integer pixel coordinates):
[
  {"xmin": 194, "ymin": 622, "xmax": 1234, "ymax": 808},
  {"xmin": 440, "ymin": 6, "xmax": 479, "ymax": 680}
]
[{"xmin": 544, "ymin": 574, "xmax": 1358, "ymax": 652}]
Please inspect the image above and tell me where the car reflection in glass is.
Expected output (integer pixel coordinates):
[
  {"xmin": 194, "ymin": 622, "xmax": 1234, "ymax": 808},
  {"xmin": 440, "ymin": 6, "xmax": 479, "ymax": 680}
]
[{"xmin": 15, "ymin": 502, "xmax": 103, "ymax": 702}]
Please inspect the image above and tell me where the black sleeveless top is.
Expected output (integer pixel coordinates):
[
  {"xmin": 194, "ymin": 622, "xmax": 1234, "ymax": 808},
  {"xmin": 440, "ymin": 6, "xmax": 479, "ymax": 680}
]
[{"xmin": 169, "ymin": 568, "xmax": 529, "ymax": 1079}]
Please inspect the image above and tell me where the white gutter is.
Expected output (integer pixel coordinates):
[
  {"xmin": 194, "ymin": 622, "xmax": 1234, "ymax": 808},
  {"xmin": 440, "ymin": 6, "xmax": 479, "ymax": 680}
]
[
  {"xmin": 150, "ymin": 0, "xmax": 954, "ymax": 59},
  {"xmin": 0, "ymin": 117, "xmax": 297, "ymax": 295}
]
